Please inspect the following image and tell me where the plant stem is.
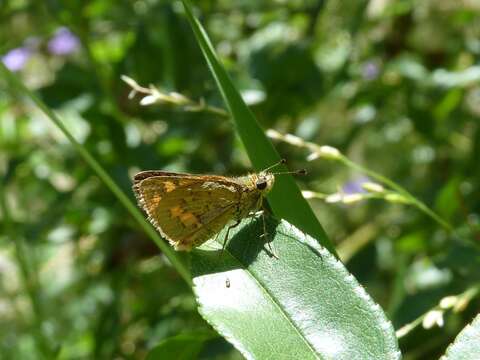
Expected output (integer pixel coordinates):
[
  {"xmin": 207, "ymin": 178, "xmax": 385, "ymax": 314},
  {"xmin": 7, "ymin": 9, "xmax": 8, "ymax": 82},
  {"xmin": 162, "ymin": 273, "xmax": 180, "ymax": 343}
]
[
  {"xmin": 396, "ymin": 285, "xmax": 480, "ymax": 338},
  {"xmin": 268, "ymin": 129, "xmax": 453, "ymax": 233},
  {"xmin": 339, "ymin": 156, "xmax": 453, "ymax": 232}
]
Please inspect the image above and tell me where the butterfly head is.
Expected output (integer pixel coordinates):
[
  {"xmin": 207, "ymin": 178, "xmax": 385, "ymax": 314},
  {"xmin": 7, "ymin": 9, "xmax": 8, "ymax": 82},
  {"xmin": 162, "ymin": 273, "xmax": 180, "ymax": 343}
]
[{"xmin": 255, "ymin": 172, "xmax": 275, "ymax": 194}]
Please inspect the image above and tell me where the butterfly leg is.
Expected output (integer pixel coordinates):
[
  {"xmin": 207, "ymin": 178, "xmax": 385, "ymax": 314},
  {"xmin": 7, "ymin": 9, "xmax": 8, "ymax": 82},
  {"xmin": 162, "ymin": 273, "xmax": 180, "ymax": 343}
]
[
  {"xmin": 260, "ymin": 211, "xmax": 279, "ymax": 259},
  {"xmin": 256, "ymin": 197, "xmax": 278, "ymax": 259},
  {"xmin": 221, "ymin": 220, "xmax": 241, "ymax": 253}
]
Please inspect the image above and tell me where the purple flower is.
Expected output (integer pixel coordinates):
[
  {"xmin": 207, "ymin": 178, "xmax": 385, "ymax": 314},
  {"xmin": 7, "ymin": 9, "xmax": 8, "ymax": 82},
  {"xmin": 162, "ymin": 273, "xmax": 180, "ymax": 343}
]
[
  {"xmin": 48, "ymin": 27, "xmax": 80, "ymax": 55},
  {"xmin": 342, "ymin": 176, "xmax": 370, "ymax": 194},
  {"xmin": 2, "ymin": 47, "xmax": 32, "ymax": 71},
  {"xmin": 362, "ymin": 61, "xmax": 380, "ymax": 81}
]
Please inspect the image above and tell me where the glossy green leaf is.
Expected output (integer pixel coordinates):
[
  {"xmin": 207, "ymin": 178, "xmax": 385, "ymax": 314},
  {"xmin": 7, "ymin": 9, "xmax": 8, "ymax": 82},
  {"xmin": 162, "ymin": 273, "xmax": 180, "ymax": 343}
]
[
  {"xmin": 146, "ymin": 332, "xmax": 215, "ymax": 360},
  {"xmin": 441, "ymin": 314, "xmax": 480, "ymax": 360},
  {"xmin": 191, "ymin": 217, "xmax": 400, "ymax": 360},
  {"xmin": 180, "ymin": 0, "xmax": 335, "ymax": 255}
]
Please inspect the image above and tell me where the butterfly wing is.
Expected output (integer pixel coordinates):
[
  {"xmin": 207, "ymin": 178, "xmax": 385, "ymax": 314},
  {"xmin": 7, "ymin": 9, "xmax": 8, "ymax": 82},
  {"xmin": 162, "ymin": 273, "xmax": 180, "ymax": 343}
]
[{"xmin": 133, "ymin": 172, "xmax": 243, "ymax": 250}]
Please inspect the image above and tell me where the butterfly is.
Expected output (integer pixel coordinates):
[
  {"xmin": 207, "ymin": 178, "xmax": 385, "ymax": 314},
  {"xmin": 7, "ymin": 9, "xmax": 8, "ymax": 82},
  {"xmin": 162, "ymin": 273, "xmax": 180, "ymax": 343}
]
[{"xmin": 133, "ymin": 159, "xmax": 305, "ymax": 251}]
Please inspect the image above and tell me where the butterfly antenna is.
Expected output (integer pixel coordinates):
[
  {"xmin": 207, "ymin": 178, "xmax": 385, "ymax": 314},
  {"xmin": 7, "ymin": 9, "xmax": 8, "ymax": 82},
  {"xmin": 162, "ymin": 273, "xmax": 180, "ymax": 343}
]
[
  {"xmin": 261, "ymin": 159, "xmax": 287, "ymax": 173},
  {"xmin": 272, "ymin": 169, "xmax": 307, "ymax": 176}
]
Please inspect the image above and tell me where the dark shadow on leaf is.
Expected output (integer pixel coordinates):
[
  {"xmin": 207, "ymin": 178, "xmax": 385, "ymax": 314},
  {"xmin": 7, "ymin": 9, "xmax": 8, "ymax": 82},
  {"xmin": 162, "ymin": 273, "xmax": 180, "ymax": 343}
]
[
  {"xmin": 191, "ymin": 216, "xmax": 279, "ymax": 277},
  {"xmin": 226, "ymin": 215, "xmax": 279, "ymax": 266}
]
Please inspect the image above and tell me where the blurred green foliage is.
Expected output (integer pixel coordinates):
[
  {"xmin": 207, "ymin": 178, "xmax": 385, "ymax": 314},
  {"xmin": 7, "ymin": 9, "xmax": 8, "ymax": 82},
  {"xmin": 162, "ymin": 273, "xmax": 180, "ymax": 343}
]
[{"xmin": 1, "ymin": 0, "xmax": 479, "ymax": 359}]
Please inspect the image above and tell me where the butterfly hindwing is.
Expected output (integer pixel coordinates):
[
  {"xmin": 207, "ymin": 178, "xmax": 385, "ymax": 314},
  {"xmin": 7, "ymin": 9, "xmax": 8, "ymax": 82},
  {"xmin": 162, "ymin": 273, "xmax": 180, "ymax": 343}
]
[{"xmin": 133, "ymin": 174, "xmax": 243, "ymax": 250}]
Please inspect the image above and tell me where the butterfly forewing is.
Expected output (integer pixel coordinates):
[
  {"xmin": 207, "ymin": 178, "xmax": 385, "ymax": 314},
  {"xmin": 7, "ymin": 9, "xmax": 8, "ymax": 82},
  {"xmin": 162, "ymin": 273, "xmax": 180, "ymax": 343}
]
[{"xmin": 133, "ymin": 173, "xmax": 244, "ymax": 250}]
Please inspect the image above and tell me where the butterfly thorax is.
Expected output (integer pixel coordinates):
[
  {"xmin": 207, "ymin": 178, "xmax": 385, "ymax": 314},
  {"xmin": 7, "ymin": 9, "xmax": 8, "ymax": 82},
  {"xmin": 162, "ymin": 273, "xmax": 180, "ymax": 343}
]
[{"xmin": 233, "ymin": 172, "xmax": 274, "ymax": 220}]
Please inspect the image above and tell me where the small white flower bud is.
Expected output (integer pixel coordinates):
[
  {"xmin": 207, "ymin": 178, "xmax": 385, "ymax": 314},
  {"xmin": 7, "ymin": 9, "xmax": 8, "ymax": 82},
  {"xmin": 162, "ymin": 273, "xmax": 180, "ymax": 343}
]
[
  {"xmin": 302, "ymin": 190, "xmax": 316, "ymax": 199},
  {"xmin": 326, "ymin": 193, "xmax": 343, "ymax": 203},
  {"xmin": 342, "ymin": 194, "xmax": 364, "ymax": 204},
  {"xmin": 318, "ymin": 146, "xmax": 341, "ymax": 159},
  {"xmin": 362, "ymin": 182, "xmax": 384, "ymax": 193},
  {"xmin": 266, "ymin": 129, "xmax": 282, "ymax": 139},
  {"xmin": 422, "ymin": 310, "xmax": 444, "ymax": 329},
  {"xmin": 121, "ymin": 75, "xmax": 138, "ymax": 88},
  {"xmin": 439, "ymin": 296, "xmax": 457, "ymax": 309},
  {"xmin": 140, "ymin": 95, "xmax": 158, "ymax": 106},
  {"xmin": 284, "ymin": 134, "xmax": 304, "ymax": 146}
]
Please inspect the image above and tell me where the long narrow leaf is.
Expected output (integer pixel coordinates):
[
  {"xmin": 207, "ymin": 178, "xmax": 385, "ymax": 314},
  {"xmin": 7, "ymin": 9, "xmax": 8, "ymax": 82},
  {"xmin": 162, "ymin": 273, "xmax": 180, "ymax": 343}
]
[
  {"xmin": 0, "ymin": 62, "xmax": 191, "ymax": 285},
  {"xmin": 180, "ymin": 0, "xmax": 335, "ymax": 255}
]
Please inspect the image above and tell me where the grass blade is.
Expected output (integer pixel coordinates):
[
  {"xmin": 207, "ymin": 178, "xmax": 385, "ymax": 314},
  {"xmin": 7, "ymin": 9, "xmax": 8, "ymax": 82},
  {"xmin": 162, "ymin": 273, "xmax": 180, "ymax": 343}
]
[{"xmin": 0, "ymin": 62, "xmax": 191, "ymax": 285}]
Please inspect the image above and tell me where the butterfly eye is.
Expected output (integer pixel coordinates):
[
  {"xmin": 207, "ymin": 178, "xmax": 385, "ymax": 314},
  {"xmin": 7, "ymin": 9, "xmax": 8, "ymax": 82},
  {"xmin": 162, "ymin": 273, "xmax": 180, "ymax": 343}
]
[{"xmin": 256, "ymin": 180, "xmax": 267, "ymax": 190}]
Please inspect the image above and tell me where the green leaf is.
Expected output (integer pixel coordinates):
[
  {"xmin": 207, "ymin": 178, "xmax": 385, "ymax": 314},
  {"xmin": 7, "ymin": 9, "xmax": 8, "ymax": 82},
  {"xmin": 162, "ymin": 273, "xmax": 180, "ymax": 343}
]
[
  {"xmin": 146, "ymin": 332, "xmax": 215, "ymax": 360},
  {"xmin": 441, "ymin": 314, "xmax": 480, "ymax": 360},
  {"xmin": 180, "ymin": 0, "xmax": 335, "ymax": 256},
  {"xmin": 191, "ymin": 217, "xmax": 400, "ymax": 360}
]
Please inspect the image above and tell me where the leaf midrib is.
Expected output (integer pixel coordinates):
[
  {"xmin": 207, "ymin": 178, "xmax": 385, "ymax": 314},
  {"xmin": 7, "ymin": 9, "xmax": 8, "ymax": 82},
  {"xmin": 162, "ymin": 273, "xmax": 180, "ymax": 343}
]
[{"xmin": 214, "ymin": 241, "xmax": 322, "ymax": 360}]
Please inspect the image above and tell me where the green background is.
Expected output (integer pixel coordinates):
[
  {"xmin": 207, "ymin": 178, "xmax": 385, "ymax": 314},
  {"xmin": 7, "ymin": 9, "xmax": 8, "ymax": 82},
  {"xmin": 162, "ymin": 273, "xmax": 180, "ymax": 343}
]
[{"xmin": 1, "ymin": 1, "xmax": 479, "ymax": 359}]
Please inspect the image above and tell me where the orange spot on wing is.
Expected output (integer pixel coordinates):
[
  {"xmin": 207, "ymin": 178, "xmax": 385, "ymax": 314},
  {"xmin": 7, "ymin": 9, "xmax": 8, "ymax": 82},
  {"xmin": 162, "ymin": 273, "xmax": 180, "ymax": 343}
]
[
  {"xmin": 170, "ymin": 205, "xmax": 183, "ymax": 218},
  {"xmin": 163, "ymin": 181, "xmax": 177, "ymax": 193},
  {"xmin": 180, "ymin": 212, "xmax": 201, "ymax": 228},
  {"xmin": 169, "ymin": 205, "xmax": 201, "ymax": 229}
]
